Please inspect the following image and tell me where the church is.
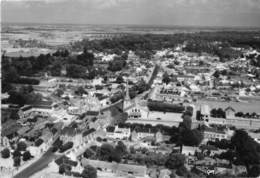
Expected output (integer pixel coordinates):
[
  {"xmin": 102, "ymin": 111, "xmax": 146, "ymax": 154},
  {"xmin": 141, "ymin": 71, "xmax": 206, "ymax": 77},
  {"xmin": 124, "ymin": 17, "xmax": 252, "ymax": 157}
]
[{"xmin": 123, "ymin": 81, "xmax": 194, "ymax": 127}]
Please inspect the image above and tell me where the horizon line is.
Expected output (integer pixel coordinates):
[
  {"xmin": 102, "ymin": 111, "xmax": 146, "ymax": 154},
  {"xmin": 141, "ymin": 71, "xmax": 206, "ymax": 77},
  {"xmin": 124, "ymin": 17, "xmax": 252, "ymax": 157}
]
[{"xmin": 2, "ymin": 21, "xmax": 260, "ymax": 29}]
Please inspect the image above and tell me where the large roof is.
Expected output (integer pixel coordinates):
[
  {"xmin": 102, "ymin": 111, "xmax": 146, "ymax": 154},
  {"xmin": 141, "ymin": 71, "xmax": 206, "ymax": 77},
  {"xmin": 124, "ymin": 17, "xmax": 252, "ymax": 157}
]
[{"xmin": 82, "ymin": 159, "xmax": 147, "ymax": 175}]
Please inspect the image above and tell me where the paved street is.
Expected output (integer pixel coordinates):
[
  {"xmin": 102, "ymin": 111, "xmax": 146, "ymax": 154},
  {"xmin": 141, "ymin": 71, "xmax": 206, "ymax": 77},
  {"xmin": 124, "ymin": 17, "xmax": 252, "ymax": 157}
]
[{"xmin": 13, "ymin": 149, "xmax": 58, "ymax": 178}]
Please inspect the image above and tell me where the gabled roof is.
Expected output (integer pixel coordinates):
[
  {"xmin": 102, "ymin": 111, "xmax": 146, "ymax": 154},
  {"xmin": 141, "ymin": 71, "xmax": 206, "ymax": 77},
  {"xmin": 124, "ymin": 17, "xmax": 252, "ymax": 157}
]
[{"xmin": 225, "ymin": 106, "xmax": 235, "ymax": 112}]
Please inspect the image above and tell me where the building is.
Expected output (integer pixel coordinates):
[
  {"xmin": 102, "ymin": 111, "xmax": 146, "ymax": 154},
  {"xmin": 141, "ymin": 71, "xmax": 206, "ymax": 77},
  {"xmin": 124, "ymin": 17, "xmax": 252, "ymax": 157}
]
[
  {"xmin": 201, "ymin": 105, "xmax": 260, "ymax": 130},
  {"xmin": 82, "ymin": 159, "xmax": 148, "ymax": 178},
  {"xmin": 18, "ymin": 105, "xmax": 52, "ymax": 121},
  {"xmin": 225, "ymin": 107, "xmax": 235, "ymax": 119},
  {"xmin": 0, "ymin": 137, "xmax": 10, "ymax": 149},
  {"xmin": 123, "ymin": 81, "xmax": 135, "ymax": 112},
  {"xmin": 106, "ymin": 126, "xmax": 131, "ymax": 140},
  {"xmin": 200, "ymin": 105, "xmax": 211, "ymax": 121},
  {"xmin": 182, "ymin": 146, "xmax": 200, "ymax": 156},
  {"xmin": 33, "ymin": 78, "xmax": 58, "ymax": 92},
  {"xmin": 131, "ymin": 130, "xmax": 155, "ymax": 142},
  {"xmin": 203, "ymin": 128, "xmax": 228, "ymax": 142}
]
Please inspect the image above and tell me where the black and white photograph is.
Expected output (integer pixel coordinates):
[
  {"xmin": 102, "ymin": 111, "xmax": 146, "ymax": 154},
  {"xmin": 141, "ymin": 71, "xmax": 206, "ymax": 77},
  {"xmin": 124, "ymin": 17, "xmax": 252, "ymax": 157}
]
[{"xmin": 1, "ymin": 0, "xmax": 260, "ymax": 178}]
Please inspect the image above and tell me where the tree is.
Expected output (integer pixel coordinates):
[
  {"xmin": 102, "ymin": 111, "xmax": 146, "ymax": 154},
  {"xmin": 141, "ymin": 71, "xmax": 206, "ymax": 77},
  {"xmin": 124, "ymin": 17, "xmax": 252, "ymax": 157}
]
[
  {"xmin": 7, "ymin": 86, "xmax": 43, "ymax": 106},
  {"xmin": 7, "ymin": 90, "xmax": 26, "ymax": 106},
  {"xmin": 216, "ymin": 150, "xmax": 236, "ymax": 164},
  {"xmin": 213, "ymin": 70, "xmax": 220, "ymax": 78},
  {"xmin": 13, "ymin": 156, "xmax": 21, "ymax": 167},
  {"xmin": 1, "ymin": 148, "xmax": 10, "ymax": 158},
  {"xmin": 248, "ymin": 165, "xmax": 260, "ymax": 177},
  {"xmin": 10, "ymin": 110, "xmax": 20, "ymax": 120},
  {"xmin": 181, "ymin": 113, "xmax": 192, "ymax": 130},
  {"xmin": 99, "ymin": 143, "xmax": 114, "ymax": 161},
  {"xmin": 195, "ymin": 151, "xmax": 204, "ymax": 160},
  {"xmin": 108, "ymin": 57, "xmax": 126, "ymax": 72},
  {"xmin": 115, "ymin": 141, "xmax": 127, "ymax": 156},
  {"xmin": 82, "ymin": 165, "xmax": 97, "ymax": 178},
  {"xmin": 59, "ymin": 164, "xmax": 72, "ymax": 175},
  {"xmin": 181, "ymin": 129, "xmax": 203, "ymax": 146},
  {"xmin": 75, "ymin": 86, "xmax": 88, "ymax": 96},
  {"xmin": 176, "ymin": 166, "xmax": 190, "ymax": 177},
  {"xmin": 84, "ymin": 148, "xmax": 95, "ymax": 159},
  {"xmin": 147, "ymin": 101, "xmax": 185, "ymax": 113},
  {"xmin": 162, "ymin": 72, "xmax": 171, "ymax": 84},
  {"xmin": 59, "ymin": 165, "xmax": 66, "ymax": 174},
  {"xmin": 59, "ymin": 142, "xmax": 73, "ymax": 153},
  {"xmin": 66, "ymin": 64, "xmax": 87, "ymax": 78},
  {"xmin": 17, "ymin": 141, "xmax": 27, "ymax": 151},
  {"xmin": 77, "ymin": 48, "xmax": 94, "ymax": 67},
  {"xmin": 165, "ymin": 153, "xmax": 185, "ymax": 169},
  {"xmin": 2, "ymin": 65, "xmax": 19, "ymax": 83},
  {"xmin": 116, "ymin": 75, "xmax": 124, "ymax": 84},
  {"xmin": 109, "ymin": 151, "xmax": 121, "ymax": 163},
  {"xmin": 23, "ymin": 151, "xmax": 33, "ymax": 161},
  {"xmin": 49, "ymin": 62, "xmax": 62, "ymax": 76},
  {"xmin": 99, "ymin": 143, "xmax": 121, "ymax": 163},
  {"xmin": 54, "ymin": 88, "xmax": 64, "ymax": 97},
  {"xmin": 231, "ymin": 130, "xmax": 260, "ymax": 174},
  {"xmin": 13, "ymin": 150, "xmax": 21, "ymax": 158}
]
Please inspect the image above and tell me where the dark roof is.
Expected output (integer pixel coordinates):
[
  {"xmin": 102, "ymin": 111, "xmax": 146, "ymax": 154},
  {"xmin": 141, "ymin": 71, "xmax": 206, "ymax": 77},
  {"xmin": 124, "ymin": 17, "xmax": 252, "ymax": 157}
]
[
  {"xmin": 66, "ymin": 171, "xmax": 82, "ymax": 177},
  {"xmin": 20, "ymin": 105, "xmax": 33, "ymax": 111},
  {"xmin": 82, "ymin": 128, "xmax": 95, "ymax": 137},
  {"xmin": 33, "ymin": 105, "xmax": 52, "ymax": 109},
  {"xmin": 55, "ymin": 155, "xmax": 70, "ymax": 165},
  {"xmin": 65, "ymin": 159, "xmax": 78, "ymax": 167},
  {"xmin": 61, "ymin": 126, "xmax": 81, "ymax": 136},
  {"xmin": 86, "ymin": 111, "xmax": 99, "ymax": 116},
  {"xmin": 204, "ymin": 128, "xmax": 225, "ymax": 134},
  {"xmin": 35, "ymin": 138, "xmax": 44, "ymax": 147},
  {"xmin": 175, "ymin": 75, "xmax": 195, "ymax": 78},
  {"xmin": 106, "ymin": 126, "xmax": 115, "ymax": 132}
]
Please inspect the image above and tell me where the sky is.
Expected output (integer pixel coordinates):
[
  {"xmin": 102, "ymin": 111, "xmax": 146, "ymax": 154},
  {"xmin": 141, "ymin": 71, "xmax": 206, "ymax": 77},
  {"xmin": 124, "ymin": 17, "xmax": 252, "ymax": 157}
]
[{"xmin": 1, "ymin": 0, "xmax": 260, "ymax": 27}]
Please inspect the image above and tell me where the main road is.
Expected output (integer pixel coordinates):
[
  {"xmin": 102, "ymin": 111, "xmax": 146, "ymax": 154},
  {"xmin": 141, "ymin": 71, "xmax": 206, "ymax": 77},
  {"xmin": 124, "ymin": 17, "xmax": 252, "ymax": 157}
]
[
  {"xmin": 13, "ymin": 149, "xmax": 58, "ymax": 178},
  {"xmin": 13, "ymin": 124, "xmax": 66, "ymax": 178}
]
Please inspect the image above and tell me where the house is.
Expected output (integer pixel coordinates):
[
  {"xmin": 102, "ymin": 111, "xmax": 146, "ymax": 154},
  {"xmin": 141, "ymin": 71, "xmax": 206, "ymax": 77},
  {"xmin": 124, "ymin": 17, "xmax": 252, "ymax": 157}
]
[
  {"xmin": 225, "ymin": 106, "xmax": 235, "ymax": 119},
  {"xmin": 155, "ymin": 131, "xmax": 164, "ymax": 143},
  {"xmin": 159, "ymin": 169, "xmax": 171, "ymax": 178},
  {"xmin": 28, "ymin": 142, "xmax": 48, "ymax": 157},
  {"xmin": 175, "ymin": 75, "xmax": 195, "ymax": 83}
]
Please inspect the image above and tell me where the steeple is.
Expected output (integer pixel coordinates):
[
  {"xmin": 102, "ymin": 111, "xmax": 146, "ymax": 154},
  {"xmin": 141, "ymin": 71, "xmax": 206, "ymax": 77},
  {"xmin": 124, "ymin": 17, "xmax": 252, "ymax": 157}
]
[
  {"xmin": 123, "ymin": 80, "xmax": 134, "ymax": 111},
  {"xmin": 125, "ymin": 80, "xmax": 130, "ymax": 101}
]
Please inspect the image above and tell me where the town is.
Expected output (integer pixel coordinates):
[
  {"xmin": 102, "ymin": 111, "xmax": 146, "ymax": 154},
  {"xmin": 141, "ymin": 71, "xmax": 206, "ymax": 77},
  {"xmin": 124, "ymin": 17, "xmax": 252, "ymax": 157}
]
[{"xmin": 1, "ymin": 25, "xmax": 260, "ymax": 178}]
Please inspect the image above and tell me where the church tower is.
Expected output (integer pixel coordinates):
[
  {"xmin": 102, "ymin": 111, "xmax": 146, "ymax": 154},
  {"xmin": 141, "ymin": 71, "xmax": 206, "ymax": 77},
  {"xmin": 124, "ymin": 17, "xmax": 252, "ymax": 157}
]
[{"xmin": 123, "ymin": 80, "xmax": 135, "ymax": 111}]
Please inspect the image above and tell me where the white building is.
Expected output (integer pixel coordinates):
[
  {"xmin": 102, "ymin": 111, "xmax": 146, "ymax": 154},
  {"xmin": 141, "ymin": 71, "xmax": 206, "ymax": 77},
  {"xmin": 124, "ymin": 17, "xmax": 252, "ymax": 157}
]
[
  {"xmin": 203, "ymin": 129, "xmax": 228, "ymax": 142},
  {"xmin": 18, "ymin": 105, "xmax": 52, "ymax": 120},
  {"xmin": 106, "ymin": 126, "xmax": 131, "ymax": 140}
]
